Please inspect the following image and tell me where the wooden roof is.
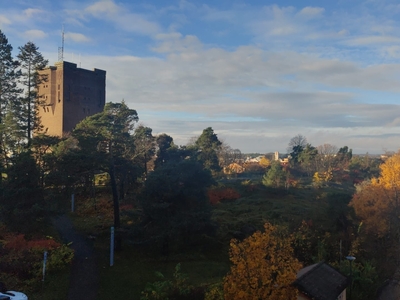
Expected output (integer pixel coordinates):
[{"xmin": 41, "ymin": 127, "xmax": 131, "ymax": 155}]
[{"xmin": 293, "ymin": 262, "xmax": 349, "ymax": 300}]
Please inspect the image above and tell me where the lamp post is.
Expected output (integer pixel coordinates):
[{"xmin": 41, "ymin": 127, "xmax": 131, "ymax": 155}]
[{"xmin": 346, "ymin": 256, "xmax": 356, "ymax": 300}]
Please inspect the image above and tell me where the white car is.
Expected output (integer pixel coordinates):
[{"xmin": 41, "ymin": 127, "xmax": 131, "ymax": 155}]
[{"xmin": 0, "ymin": 291, "xmax": 28, "ymax": 300}]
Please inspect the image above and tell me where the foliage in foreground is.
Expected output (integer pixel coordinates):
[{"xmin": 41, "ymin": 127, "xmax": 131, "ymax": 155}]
[
  {"xmin": 0, "ymin": 231, "xmax": 74, "ymax": 293},
  {"xmin": 138, "ymin": 159, "xmax": 215, "ymax": 249},
  {"xmin": 224, "ymin": 222, "xmax": 302, "ymax": 300},
  {"xmin": 140, "ymin": 263, "xmax": 204, "ymax": 300}
]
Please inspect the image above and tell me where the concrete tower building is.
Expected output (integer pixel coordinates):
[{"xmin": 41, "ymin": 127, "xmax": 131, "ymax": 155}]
[{"xmin": 37, "ymin": 61, "xmax": 106, "ymax": 137}]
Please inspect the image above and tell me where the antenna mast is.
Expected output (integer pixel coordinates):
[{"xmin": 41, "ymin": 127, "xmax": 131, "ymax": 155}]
[{"xmin": 58, "ymin": 25, "xmax": 64, "ymax": 62}]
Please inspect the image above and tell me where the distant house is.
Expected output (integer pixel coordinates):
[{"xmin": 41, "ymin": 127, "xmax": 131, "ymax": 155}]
[
  {"xmin": 274, "ymin": 151, "xmax": 289, "ymax": 165},
  {"xmin": 293, "ymin": 262, "xmax": 349, "ymax": 300},
  {"xmin": 245, "ymin": 156, "xmax": 263, "ymax": 163},
  {"xmin": 223, "ymin": 163, "xmax": 245, "ymax": 174}
]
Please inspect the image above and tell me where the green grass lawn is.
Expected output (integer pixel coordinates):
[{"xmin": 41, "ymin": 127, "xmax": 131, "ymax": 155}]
[
  {"xmin": 27, "ymin": 269, "xmax": 70, "ymax": 300},
  {"xmin": 53, "ymin": 182, "xmax": 354, "ymax": 299},
  {"xmin": 93, "ymin": 238, "xmax": 230, "ymax": 299}
]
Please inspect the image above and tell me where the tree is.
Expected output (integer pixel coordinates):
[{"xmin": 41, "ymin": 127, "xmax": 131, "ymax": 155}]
[
  {"xmin": 224, "ymin": 222, "xmax": 301, "ymax": 300},
  {"xmin": 350, "ymin": 153, "xmax": 400, "ymax": 238},
  {"xmin": 262, "ymin": 161, "xmax": 286, "ymax": 188},
  {"xmin": 259, "ymin": 156, "xmax": 271, "ymax": 168},
  {"xmin": 298, "ymin": 143, "xmax": 318, "ymax": 176},
  {"xmin": 217, "ymin": 141, "xmax": 242, "ymax": 169},
  {"xmin": 17, "ymin": 41, "xmax": 48, "ymax": 144},
  {"xmin": 139, "ymin": 159, "xmax": 214, "ymax": 248},
  {"xmin": 0, "ymin": 30, "xmax": 22, "ymax": 175},
  {"xmin": 316, "ymin": 143, "xmax": 338, "ymax": 172},
  {"xmin": 73, "ymin": 102, "xmax": 138, "ymax": 247},
  {"xmin": 154, "ymin": 134, "xmax": 193, "ymax": 169},
  {"xmin": 0, "ymin": 151, "xmax": 47, "ymax": 233},
  {"xmin": 31, "ymin": 134, "xmax": 62, "ymax": 187},
  {"xmin": 133, "ymin": 125, "xmax": 155, "ymax": 177},
  {"xmin": 287, "ymin": 134, "xmax": 307, "ymax": 154},
  {"xmin": 194, "ymin": 127, "xmax": 222, "ymax": 174},
  {"xmin": 335, "ymin": 146, "xmax": 352, "ymax": 169}
]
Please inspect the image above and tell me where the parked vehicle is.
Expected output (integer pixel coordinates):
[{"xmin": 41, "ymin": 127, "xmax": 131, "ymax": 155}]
[
  {"xmin": 0, "ymin": 291, "xmax": 28, "ymax": 300},
  {"xmin": 0, "ymin": 283, "xmax": 27, "ymax": 300}
]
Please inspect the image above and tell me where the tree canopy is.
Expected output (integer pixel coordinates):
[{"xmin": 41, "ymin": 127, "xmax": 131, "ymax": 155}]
[
  {"xmin": 224, "ymin": 222, "xmax": 301, "ymax": 300},
  {"xmin": 139, "ymin": 159, "xmax": 214, "ymax": 247},
  {"xmin": 17, "ymin": 41, "xmax": 48, "ymax": 143},
  {"xmin": 193, "ymin": 127, "xmax": 222, "ymax": 174},
  {"xmin": 350, "ymin": 153, "xmax": 400, "ymax": 238},
  {"xmin": 73, "ymin": 102, "xmax": 139, "ymax": 231}
]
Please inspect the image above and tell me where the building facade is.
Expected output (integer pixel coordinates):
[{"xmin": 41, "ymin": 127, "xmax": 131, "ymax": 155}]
[{"xmin": 37, "ymin": 61, "xmax": 106, "ymax": 136}]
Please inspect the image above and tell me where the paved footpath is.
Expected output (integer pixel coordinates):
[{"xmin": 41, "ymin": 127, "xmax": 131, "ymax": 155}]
[{"xmin": 53, "ymin": 215, "xmax": 99, "ymax": 300}]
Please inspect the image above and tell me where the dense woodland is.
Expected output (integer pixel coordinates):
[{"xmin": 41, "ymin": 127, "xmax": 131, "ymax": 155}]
[{"xmin": 1, "ymin": 29, "xmax": 399, "ymax": 299}]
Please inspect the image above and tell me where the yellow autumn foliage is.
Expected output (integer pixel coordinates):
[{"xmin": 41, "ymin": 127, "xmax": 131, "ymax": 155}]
[
  {"xmin": 223, "ymin": 222, "xmax": 302, "ymax": 300},
  {"xmin": 350, "ymin": 153, "xmax": 400, "ymax": 237},
  {"xmin": 259, "ymin": 157, "xmax": 271, "ymax": 168}
]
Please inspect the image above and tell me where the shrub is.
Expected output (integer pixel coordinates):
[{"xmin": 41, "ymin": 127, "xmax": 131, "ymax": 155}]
[
  {"xmin": 140, "ymin": 263, "xmax": 206, "ymax": 300},
  {"xmin": 208, "ymin": 188, "xmax": 241, "ymax": 205},
  {"xmin": 0, "ymin": 233, "xmax": 74, "ymax": 292}
]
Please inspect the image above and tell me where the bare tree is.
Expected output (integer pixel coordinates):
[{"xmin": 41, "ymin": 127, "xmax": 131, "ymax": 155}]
[
  {"xmin": 316, "ymin": 143, "xmax": 338, "ymax": 172},
  {"xmin": 287, "ymin": 134, "xmax": 307, "ymax": 153}
]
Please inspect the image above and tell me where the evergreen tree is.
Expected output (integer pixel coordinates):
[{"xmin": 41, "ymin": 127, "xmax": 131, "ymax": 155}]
[
  {"xmin": 139, "ymin": 159, "xmax": 214, "ymax": 248},
  {"xmin": 262, "ymin": 161, "xmax": 286, "ymax": 188},
  {"xmin": 73, "ymin": 102, "xmax": 138, "ymax": 248},
  {"xmin": 0, "ymin": 30, "xmax": 22, "ymax": 174},
  {"xmin": 0, "ymin": 151, "xmax": 47, "ymax": 233},
  {"xmin": 133, "ymin": 125, "xmax": 155, "ymax": 178},
  {"xmin": 194, "ymin": 127, "xmax": 222, "ymax": 175},
  {"xmin": 17, "ymin": 42, "xmax": 48, "ymax": 145}
]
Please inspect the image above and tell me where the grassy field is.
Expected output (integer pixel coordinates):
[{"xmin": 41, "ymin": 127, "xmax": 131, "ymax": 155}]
[
  {"xmin": 57, "ymin": 180, "xmax": 354, "ymax": 299},
  {"xmin": 29, "ymin": 270, "xmax": 70, "ymax": 300}
]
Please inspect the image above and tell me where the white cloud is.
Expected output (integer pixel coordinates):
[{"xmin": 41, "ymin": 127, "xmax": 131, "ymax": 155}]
[
  {"xmin": 337, "ymin": 29, "xmax": 349, "ymax": 36},
  {"xmin": 0, "ymin": 15, "xmax": 11, "ymax": 25},
  {"xmin": 297, "ymin": 7, "xmax": 325, "ymax": 18},
  {"xmin": 385, "ymin": 45, "xmax": 400, "ymax": 58},
  {"xmin": 24, "ymin": 1, "xmax": 400, "ymax": 153},
  {"xmin": 23, "ymin": 8, "xmax": 44, "ymax": 18},
  {"xmin": 24, "ymin": 29, "xmax": 47, "ymax": 40},
  {"xmin": 152, "ymin": 33, "xmax": 202, "ymax": 53},
  {"xmin": 77, "ymin": 38, "xmax": 400, "ymax": 146},
  {"xmin": 84, "ymin": 0, "xmax": 161, "ymax": 36},
  {"xmin": 65, "ymin": 32, "xmax": 90, "ymax": 43},
  {"xmin": 348, "ymin": 35, "xmax": 400, "ymax": 45},
  {"xmin": 85, "ymin": 0, "xmax": 119, "ymax": 16}
]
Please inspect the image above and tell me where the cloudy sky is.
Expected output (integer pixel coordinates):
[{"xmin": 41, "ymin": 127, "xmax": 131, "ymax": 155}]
[{"xmin": 1, "ymin": 0, "xmax": 400, "ymax": 154}]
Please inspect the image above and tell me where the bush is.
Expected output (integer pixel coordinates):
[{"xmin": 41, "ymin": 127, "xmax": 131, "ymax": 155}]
[
  {"xmin": 208, "ymin": 188, "xmax": 241, "ymax": 205},
  {"xmin": 141, "ymin": 263, "xmax": 205, "ymax": 300},
  {"xmin": 0, "ymin": 233, "xmax": 74, "ymax": 292}
]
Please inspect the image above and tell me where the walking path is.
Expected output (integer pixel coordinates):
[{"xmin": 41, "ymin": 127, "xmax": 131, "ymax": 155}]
[{"xmin": 53, "ymin": 215, "xmax": 99, "ymax": 300}]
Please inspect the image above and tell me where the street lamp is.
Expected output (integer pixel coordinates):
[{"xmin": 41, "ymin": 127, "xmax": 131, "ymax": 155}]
[{"xmin": 346, "ymin": 256, "xmax": 356, "ymax": 300}]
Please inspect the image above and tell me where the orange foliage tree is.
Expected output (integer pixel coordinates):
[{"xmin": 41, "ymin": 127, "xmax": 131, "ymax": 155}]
[
  {"xmin": 224, "ymin": 222, "xmax": 302, "ymax": 300},
  {"xmin": 350, "ymin": 153, "xmax": 400, "ymax": 238},
  {"xmin": 259, "ymin": 157, "xmax": 271, "ymax": 168}
]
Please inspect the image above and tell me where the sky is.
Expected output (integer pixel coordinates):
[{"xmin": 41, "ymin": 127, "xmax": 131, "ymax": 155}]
[{"xmin": 1, "ymin": 0, "xmax": 400, "ymax": 154}]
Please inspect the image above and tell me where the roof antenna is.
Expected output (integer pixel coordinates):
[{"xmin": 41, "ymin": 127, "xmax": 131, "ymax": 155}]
[{"xmin": 58, "ymin": 24, "xmax": 64, "ymax": 62}]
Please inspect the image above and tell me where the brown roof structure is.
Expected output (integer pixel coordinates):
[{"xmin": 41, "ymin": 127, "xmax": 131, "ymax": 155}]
[{"xmin": 293, "ymin": 261, "xmax": 349, "ymax": 300}]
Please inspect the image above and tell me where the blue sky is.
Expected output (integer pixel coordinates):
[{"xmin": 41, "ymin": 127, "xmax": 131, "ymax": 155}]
[{"xmin": 1, "ymin": 0, "xmax": 400, "ymax": 153}]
